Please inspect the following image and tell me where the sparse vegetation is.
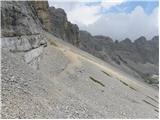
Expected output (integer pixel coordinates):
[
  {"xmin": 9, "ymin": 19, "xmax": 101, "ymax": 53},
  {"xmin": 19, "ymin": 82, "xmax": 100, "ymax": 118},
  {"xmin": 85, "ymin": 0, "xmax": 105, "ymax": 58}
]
[
  {"xmin": 147, "ymin": 96, "xmax": 158, "ymax": 103},
  {"xmin": 154, "ymin": 109, "xmax": 159, "ymax": 113},
  {"xmin": 48, "ymin": 39, "xmax": 58, "ymax": 47},
  {"xmin": 144, "ymin": 77, "xmax": 159, "ymax": 84},
  {"xmin": 89, "ymin": 76, "xmax": 105, "ymax": 87},
  {"xmin": 120, "ymin": 80, "xmax": 128, "ymax": 86},
  {"xmin": 129, "ymin": 86, "xmax": 137, "ymax": 91},
  {"xmin": 102, "ymin": 71, "xmax": 111, "ymax": 77},
  {"xmin": 142, "ymin": 100, "xmax": 158, "ymax": 109},
  {"xmin": 141, "ymin": 73, "xmax": 159, "ymax": 85},
  {"xmin": 119, "ymin": 80, "xmax": 137, "ymax": 91}
]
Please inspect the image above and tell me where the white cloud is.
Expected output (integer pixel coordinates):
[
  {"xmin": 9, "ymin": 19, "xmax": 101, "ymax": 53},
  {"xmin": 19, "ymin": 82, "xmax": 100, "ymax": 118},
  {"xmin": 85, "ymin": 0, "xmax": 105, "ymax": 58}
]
[
  {"xmin": 100, "ymin": 0, "xmax": 124, "ymax": 9},
  {"xmin": 48, "ymin": 1, "xmax": 101, "ymax": 25},
  {"xmin": 48, "ymin": 0, "xmax": 125, "ymax": 25},
  {"xmin": 68, "ymin": 5, "xmax": 101, "ymax": 25},
  {"xmin": 80, "ymin": 6, "xmax": 159, "ymax": 40},
  {"xmin": 48, "ymin": 1, "xmax": 158, "ymax": 40}
]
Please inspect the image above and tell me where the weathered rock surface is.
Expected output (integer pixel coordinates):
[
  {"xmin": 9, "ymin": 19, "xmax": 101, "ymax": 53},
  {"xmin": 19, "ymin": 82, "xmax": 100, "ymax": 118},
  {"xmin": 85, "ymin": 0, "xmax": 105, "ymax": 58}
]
[
  {"xmin": 30, "ymin": 1, "xmax": 51, "ymax": 31},
  {"xmin": 1, "ymin": 1, "xmax": 47, "ymax": 69},
  {"xmin": 134, "ymin": 36, "xmax": 159, "ymax": 65},
  {"xmin": 1, "ymin": 32, "xmax": 159, "ymax": 118},
  {"xmin": 1, "ymin": 1, "xmax": 42, "ymax": 37},
  {"xmin": 1, "ymin": 1, "xmax": 159, "ymax": 119},
  {"xmin": 79, "ymin": 31, "xmax": 159, "ymax": 87},
  {"xmin": 1, "ymin": 34, "xmax": 47, "ymax": 52},
  {"xmin": 49, "ymin": 7, "xmax": 80, "ymax": 46}
]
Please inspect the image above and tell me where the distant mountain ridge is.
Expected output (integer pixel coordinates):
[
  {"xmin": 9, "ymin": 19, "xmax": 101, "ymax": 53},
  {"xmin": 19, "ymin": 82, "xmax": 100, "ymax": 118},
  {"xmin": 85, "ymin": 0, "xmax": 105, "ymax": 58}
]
[
  {"xmin": 79, "ymin": 30, "xmax": 159, "ymax": 86},
  {"xmin": 32, "ymin": 1, "xmax": 158, "ymax": 86},
  {"xmin": 1, "ymin": 1, "xmax": 159, "ymax": 118},
  {"xmin": 1, "ymin": 1, "xmax": 158, "ymax": 86}
]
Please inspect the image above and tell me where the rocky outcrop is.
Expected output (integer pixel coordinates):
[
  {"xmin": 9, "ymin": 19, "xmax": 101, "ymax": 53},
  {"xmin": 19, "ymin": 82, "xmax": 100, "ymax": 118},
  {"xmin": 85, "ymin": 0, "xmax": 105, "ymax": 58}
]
[
  {"xmin": 1, "ymin": 1, "xmax": 159, "ymax": 118},
  {"xmin": 79, "ymin": 31, "xmax": 159, "ymax": 86},
  {"xmin": 1, "ymin": 1, "xmax": 47, "ymax": 70},
  {"xmin": 1, "ymin": 1, "xmax": 42, "ymax": 37},
  {"xmin": 25, "ymin": 2, "xmax": 80, "ymax": 46},
  {"xmin": 2, "ymin": 34, "xmax": 47, "ymax": 52},
  {"xmin": 49, "ymin": 7, "xmax": 80, "ymax": 46},
  {"xmin": 1, "ymin": 0, "xmax": 158, "ymax": 86},
  {"xmin": 1, "ymin": 0, "xmax": 80, "ymax": 70},
  {"xmin": 134, "ymin": 36, "xmax": 159, "ymax": 65},
  {"xmin": 79, "ymin": 31, "xmax": 97, "ymax": 53},
  {"xmin": 30, "ymin": 1, "xmax": 51, "ymax": 31}
]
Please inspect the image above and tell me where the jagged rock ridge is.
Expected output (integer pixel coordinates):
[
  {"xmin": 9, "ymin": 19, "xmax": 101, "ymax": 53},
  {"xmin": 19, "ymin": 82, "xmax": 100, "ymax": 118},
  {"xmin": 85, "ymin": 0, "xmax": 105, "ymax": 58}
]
[
  {"xmin": 79, "ymin": 30, "xmax": 159, "ymax": 86},
  {"xmin": 49, "ymin": 6, "xmax": 80, "ymax": 46},
  {"xmin": 1, "ymin": 1, "xmax": 159, "ymax": 119}
]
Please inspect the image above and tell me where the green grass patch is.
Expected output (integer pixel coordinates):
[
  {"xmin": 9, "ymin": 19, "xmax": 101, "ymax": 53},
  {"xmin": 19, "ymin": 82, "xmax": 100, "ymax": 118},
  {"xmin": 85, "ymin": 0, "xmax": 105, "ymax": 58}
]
[
  {"xmin": 89, "ymin": 76, "xmax": 105, "ymax": 87},
  {"xmin": 102, "ymin": 71, "xmax": 111, "ymax": 77}
]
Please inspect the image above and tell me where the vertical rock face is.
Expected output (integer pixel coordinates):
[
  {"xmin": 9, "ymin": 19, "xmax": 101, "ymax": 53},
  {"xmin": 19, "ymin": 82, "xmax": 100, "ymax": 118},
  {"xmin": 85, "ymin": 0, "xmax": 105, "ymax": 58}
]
[
  {"xmin": 49, "ymin": 7, "xmax": 80, "ymax": 46},
  {"xmin": 30, "ymin": 1, "xmax": 51, "ymax": 31},
  {"xmin": 1, "ymin": 1, "xmax": 47, "ymax": 70},
  {"xmin": 1, "ymin": 1, "xmax": 80, "ymax": 70},
  {"xmin": 28, "ymin": 3, "xmax": 80, "ymax": 46},
  {"xmin": 1, "ymin": 1, "xmax": 42, "ymax": 37}
]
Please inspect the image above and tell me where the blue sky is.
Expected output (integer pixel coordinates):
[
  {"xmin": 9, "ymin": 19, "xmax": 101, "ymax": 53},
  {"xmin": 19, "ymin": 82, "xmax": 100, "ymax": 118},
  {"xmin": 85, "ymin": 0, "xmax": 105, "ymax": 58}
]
[
  {"xmin": 49, "ymin": 0, "xmax": 159, "ymax": 40},
  {"xmin": 102, "ymin": 1, "xmax": 158, "ymax": 14},
  {"xmin": 84, "ymin": 0, "xmax": 159, "ymax": 14}
]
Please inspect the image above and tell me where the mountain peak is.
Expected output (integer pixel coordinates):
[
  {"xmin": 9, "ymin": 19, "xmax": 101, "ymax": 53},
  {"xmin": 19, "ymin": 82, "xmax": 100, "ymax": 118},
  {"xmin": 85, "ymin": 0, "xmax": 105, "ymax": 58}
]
[
  {"xmin": 121, "ymin": 38, "xmax": 132, "ymax": 44},
  {"xmin": 135, "ymin": 36, "xmax": 147, "ymax": 42}
]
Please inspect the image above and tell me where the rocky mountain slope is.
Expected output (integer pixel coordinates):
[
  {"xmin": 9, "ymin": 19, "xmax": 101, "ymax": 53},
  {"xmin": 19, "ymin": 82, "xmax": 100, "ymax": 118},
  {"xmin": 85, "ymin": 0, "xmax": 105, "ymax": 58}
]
[
  {"xmin": 28, "ymin": 1, "xmax": 80, "ymax": 46},
  {"xmin": 29, "ymin": 1, "xmax": 158, "ymax": 87},
  {"xmin": 48, "ymin": 6, "xmax": 79, "ymax": 46},
  {"xmin": 79, "ymin": 31, "xmax": 159, "ymax": 87},
  {"xmin": 1, "ymin": 1, "xmax": 159, "ymax": 119}
]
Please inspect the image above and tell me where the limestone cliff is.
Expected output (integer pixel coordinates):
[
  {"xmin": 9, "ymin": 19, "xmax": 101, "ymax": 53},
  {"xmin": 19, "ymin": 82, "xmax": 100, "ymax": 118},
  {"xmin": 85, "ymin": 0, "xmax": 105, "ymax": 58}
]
[
  {"xmin": 1, "ymin": 1, "xmax": 47, "ymax": 70},
  {"xmin": 1, "ymin": 1, "xmax": 159, "ymax": 119},
  {"xmin": 28, "ymin": 1, "xmax": 80, "ymax": 46},
  {"xmin": 1, "ymin": 0, "xmax": 158, "ymax": 86},
  {"xmin": 49, "ymin": 7, "xmax": 80, "ymax": 46},
  {"xmin": 30, "ymin": 1, "xmax": 51, "ymax": 31},
  {"xmin": 1, "ymin": 0, "xmax": 80, "ymax": 71},
  {"xmin": 1, "ymin": 1, "xmax": 42, "ymax": 37}
]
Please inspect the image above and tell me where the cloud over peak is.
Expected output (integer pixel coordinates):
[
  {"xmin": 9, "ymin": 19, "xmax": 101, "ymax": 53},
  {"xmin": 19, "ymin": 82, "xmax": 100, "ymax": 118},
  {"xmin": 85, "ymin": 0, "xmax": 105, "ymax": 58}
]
[
  {"xmin": 68, "ymin": 5, "xmax": 101, "ymax": 25},
  {"xmin": 48, "ymin": 0, "xmax": 159, "ymax": 40}
]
